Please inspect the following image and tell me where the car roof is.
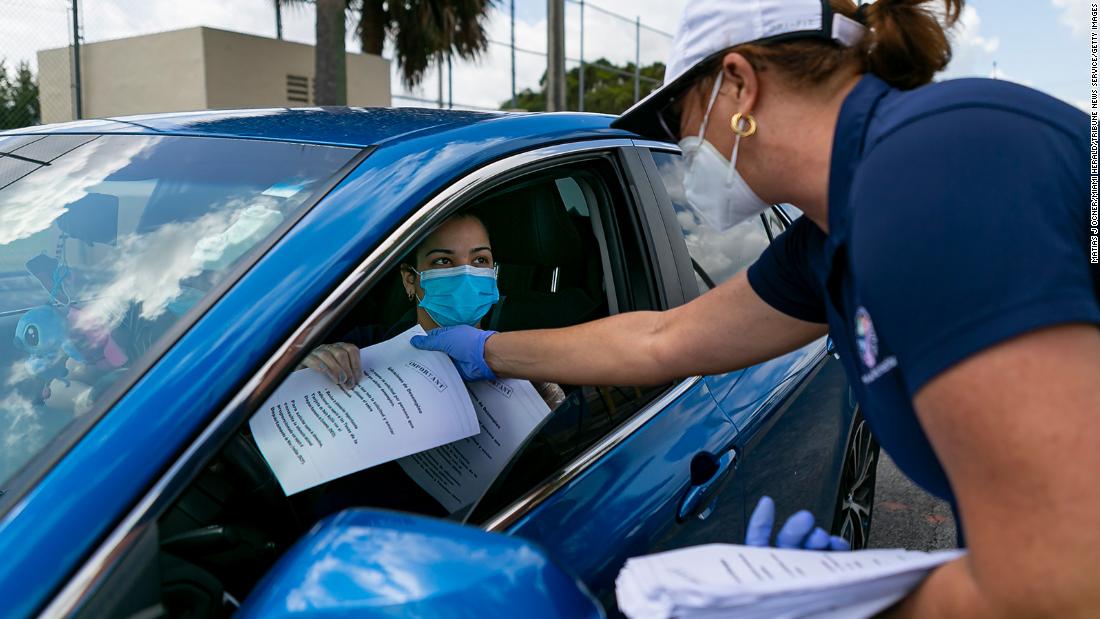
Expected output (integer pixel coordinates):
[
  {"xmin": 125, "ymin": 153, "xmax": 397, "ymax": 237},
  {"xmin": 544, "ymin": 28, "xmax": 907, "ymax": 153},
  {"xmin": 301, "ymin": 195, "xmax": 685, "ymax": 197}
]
[{"xmin": 0, "ymin": 107, "xmax": 624, "ymax": 148}]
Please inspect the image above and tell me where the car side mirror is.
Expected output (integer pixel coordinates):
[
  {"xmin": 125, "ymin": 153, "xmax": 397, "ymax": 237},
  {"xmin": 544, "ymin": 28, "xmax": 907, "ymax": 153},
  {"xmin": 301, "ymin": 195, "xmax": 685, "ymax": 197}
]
[{"xmin": 237, "ymin": 509, "xmax": 605, "ymax": 619}]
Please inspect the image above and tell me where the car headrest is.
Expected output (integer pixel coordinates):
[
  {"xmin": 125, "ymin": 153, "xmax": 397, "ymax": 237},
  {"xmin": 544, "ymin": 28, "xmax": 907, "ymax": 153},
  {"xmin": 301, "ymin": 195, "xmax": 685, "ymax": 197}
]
[{"xmin": 472, "ymin": 181, "xmax": 583, "ymax": 267}]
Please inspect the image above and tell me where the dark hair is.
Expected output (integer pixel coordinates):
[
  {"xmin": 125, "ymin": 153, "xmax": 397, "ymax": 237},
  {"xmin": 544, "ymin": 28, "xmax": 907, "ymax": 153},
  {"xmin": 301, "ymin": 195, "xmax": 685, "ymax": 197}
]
[
  {"xmin": 703, "ymin": 0, "xmax": 963, "ymax": 93},
  {"xmin": 401, "ymin": 212, "xmax": 489, "ymax": 269}
]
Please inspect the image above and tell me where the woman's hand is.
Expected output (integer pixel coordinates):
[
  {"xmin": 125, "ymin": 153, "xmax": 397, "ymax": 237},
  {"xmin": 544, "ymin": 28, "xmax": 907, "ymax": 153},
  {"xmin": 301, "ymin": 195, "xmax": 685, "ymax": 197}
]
[
  {"xmin": 745, "ymin": 495, "xmax": 850, "ymax": 551},
  {"xmin": 300, "ymin": 342, "xmax": 362, "ymax": 389}
]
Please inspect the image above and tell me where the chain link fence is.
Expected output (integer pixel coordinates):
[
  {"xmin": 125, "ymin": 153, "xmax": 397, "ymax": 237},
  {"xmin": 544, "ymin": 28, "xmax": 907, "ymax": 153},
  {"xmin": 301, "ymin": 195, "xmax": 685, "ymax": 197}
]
[
  {"xmin": 0, "ymin": 0, "xmax": 73, "ymax": 129},
  {"xmin": 399, "ymin": 0, "xmax": 673, "ymax": 113},
  {"xmin": 0, "ymin": 0, "xmax": 674, "ymax": 128}
]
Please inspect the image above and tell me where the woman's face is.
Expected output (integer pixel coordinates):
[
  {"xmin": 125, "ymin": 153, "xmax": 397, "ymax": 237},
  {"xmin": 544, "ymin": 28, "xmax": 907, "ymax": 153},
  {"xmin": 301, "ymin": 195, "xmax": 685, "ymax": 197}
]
[
  {"xmin": 402, "ymin": 216, "xmax": 494, "ymax": 327},
  {"xmin": 678, "ymin": 73, "xmax": 740, "ymax": 168}
]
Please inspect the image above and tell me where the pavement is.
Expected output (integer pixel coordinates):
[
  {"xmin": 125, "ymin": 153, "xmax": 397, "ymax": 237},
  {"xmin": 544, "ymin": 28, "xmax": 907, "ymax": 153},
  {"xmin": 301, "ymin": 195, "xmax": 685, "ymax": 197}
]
[{"xmin": 867, "ymin": 452, "xmax": 958, "ymax": 552}]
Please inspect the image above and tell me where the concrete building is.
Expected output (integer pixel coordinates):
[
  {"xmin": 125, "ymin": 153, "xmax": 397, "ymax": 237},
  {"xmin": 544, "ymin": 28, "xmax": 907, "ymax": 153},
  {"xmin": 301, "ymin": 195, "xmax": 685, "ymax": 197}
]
[{"xmin": 37, "ymin": 27, "xmax": 391, "ymax": 124}]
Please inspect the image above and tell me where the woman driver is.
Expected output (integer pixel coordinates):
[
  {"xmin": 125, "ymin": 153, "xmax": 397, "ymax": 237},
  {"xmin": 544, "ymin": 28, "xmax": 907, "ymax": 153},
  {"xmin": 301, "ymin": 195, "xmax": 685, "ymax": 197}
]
[{"xmin": 303, "ymin": 213, "xmax": 565, "ymax": 410}]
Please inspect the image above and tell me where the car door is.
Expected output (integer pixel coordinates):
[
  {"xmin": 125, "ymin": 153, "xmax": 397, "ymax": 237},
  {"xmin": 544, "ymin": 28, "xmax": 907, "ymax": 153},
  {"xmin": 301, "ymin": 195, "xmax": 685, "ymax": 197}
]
[
  {"xmin": 463, "ymin": 146, "xmax": 743, "ymax": 610},
  {"xmin": 635, "ymin": 145, "xmax": 856, "ymax": 536}
]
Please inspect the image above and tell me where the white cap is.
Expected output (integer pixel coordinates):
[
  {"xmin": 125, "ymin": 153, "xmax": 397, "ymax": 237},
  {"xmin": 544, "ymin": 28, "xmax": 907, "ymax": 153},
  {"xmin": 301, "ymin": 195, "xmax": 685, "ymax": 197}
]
[{"xmin": 612, "ymin": 0, "xmax": 866, "ymax": 139}]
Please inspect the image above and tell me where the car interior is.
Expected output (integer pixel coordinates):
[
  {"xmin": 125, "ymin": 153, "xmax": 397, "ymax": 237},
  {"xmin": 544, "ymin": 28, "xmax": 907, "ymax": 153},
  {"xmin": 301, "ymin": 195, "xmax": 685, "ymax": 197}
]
[{"xmin": 131, "ymin": 156, "xmax": 673, "ymax": 618}]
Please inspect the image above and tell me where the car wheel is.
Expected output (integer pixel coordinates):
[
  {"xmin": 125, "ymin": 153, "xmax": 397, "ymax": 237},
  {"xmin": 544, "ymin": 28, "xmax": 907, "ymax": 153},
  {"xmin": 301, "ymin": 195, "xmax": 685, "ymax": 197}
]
[{"xmin": 832, "ymin": 408, "xmax": 879, "ymax": 549}]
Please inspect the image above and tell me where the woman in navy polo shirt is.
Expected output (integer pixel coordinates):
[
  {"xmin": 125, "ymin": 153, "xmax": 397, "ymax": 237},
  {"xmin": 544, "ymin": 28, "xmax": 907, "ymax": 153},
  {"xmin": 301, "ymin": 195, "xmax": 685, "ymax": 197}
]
[{"xmin": 413, "ymin": 0, "xmax": 1099, "ymax": 614}]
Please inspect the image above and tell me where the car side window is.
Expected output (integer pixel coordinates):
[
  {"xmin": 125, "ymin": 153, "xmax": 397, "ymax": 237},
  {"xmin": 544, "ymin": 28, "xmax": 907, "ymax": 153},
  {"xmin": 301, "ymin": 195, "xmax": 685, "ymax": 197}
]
[
  {"xmin": 650, "ymin": 150, "xmax": 771, "ymax": 291},
  {"xmin": 467, "ymin": 158, "xmax": 669, "ymax": 522}
]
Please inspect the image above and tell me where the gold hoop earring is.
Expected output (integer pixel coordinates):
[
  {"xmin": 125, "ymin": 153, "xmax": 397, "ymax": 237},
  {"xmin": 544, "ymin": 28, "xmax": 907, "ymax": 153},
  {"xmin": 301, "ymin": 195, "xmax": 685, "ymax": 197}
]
[{"xmin": 731, "ymin": 112, "xmax": 757, "ymax": 137}]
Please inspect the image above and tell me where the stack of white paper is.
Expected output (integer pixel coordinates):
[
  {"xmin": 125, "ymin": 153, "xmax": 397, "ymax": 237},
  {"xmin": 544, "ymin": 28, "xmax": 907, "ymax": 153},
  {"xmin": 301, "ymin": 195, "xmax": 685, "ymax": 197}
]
[
  {"xmin": 616, "ymin": 544, "xmax": 964, "ymax": 619},
  {"xmin": 249, "ymin": 325, "xmax": 551, "ymax": 512},
  {"xmin": 250, "ymin": 326, "xmax": 479, "ymax": 495}
]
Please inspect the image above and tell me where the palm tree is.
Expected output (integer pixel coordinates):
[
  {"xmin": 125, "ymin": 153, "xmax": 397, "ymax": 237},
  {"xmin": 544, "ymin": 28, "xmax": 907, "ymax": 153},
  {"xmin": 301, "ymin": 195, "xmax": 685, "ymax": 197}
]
[
  {"xmin": 314, "ymin": 0, "xmax": 347, "ymax": 105},
  {"xmin": 356, "ymin": 0, "xmax": 495, "ymax": 89},
  {"xmin": 289, "ymin": 0, "xmax": 495, "ymax": 105}
]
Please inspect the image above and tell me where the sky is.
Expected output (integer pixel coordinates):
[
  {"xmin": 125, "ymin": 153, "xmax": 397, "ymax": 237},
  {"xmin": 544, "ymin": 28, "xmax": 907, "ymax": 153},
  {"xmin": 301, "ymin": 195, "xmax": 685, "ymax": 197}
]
[{"xmin": 0, "ymin": 0, "xmax": 1094, "ymax": 113}]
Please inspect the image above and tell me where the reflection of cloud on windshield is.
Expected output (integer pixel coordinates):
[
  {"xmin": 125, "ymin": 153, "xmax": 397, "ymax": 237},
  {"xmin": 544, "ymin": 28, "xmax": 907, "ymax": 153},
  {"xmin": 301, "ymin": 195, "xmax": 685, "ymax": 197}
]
[
  {"xmin": 5, "ymin": 360, "xmax": 34, "ymax": 387},
  {"xmin": 679, "ymin": 209, "xmax": 769, "ymax": 282},
  {"xmin": 656, "ymin": 154, "xmax": 688, "ymax": 204},
  {"xmin": 0, "ymin": 393, "xmax": 43, "ymax": 453},
  {"xmin": 77, "ymin": 198, "xmax": 275, "ymax": 331},
  {"xmin": 288, "ymin": 527, "xmax": 435, "ymax": 609},
  {"xmin": 0, "ymin": 138, "xmax": 147, "ymax": 246}
]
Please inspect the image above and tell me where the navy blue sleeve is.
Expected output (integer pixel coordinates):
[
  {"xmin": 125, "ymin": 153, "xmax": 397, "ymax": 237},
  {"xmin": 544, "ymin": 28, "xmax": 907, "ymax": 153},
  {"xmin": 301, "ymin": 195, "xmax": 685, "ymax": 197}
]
[
  {"xmin": 851, "ymin": 106, "xmax": 1099, "ymax": 396},
  {"xmin": 746, "ymin": 216, "xmax": 829, "ymax": 323}
]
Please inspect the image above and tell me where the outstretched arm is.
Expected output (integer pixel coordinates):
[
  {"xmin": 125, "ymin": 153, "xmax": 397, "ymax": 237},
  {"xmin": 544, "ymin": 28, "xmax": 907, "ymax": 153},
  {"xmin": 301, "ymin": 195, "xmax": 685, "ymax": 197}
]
[{"xmin": 483, "ymin": 270, "xmax": 826, "ymax": 386}]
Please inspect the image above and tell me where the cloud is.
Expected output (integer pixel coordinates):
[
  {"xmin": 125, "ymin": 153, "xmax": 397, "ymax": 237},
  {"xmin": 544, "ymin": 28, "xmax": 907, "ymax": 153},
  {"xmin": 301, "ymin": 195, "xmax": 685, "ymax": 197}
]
[
  {"xmin": 76, "ymin": 197, "xmax": 284, "ymax": 332},
  {"xmin": 941, "ymin": 5, "xmax": 1001, "ymax": 80},
  {"xmin": 1050, "ymin": 0, "xmax": 1092, "ymax": 38},
  {"xmin": 0, "ymin": 137, "xmax": 146, "ymax": 245}
]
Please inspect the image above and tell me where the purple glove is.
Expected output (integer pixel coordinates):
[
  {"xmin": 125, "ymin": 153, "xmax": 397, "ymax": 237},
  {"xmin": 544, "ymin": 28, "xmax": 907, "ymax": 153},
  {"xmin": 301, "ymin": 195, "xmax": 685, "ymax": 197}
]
[
  {"xmin": 410, "ymin": 325, "xmax": 498, "ymax": 382},
  {"xmin": 745, "ymin": 495, "xmax": 851, "ymax": 551}
]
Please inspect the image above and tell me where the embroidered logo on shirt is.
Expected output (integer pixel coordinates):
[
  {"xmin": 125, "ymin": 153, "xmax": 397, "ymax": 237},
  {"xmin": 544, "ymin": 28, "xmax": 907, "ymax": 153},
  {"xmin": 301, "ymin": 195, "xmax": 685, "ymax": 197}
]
[
  {"xmin": 854, "ymin": 307, "xmax": 878, "ymax": 368},
  {"xmin": 855, "ymin": 306, "xmax": 898, "ymax": 384}
]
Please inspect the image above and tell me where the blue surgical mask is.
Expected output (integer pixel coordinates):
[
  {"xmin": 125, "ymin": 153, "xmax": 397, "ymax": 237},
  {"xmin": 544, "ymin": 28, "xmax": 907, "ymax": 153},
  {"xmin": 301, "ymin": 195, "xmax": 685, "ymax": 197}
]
[{"xmin": 415, "ymin": 264, "xmax": 500, "ymax": 327}]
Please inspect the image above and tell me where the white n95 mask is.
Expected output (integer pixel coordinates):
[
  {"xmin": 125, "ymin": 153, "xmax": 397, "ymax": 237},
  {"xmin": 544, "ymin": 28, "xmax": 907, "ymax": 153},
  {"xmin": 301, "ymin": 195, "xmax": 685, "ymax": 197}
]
[{"xmin": 677, "ymin": 72, "xmax": 770, "ymax": 231}]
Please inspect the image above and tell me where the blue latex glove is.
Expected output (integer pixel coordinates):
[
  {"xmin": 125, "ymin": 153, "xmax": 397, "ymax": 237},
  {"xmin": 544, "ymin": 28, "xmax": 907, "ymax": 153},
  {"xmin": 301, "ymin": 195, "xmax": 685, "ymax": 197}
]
[
  {"xmin": 410, "ymin": 325, "xmax": 498, "ymax": 382},
  {"xmin": 745, "ymin": 495, "xmax": 851, "ymax": 551}
]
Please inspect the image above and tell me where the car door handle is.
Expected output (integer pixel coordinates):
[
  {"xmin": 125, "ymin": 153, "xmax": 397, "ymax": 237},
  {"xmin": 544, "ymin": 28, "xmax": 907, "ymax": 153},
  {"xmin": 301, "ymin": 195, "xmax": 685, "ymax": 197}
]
[{"xmin": 677, "ymin": 448, "xmax": 737, "ymax": 522}]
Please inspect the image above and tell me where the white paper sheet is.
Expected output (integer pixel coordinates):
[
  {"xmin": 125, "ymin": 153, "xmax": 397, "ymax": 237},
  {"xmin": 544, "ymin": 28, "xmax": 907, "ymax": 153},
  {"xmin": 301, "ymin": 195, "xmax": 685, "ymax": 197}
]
[
  {"xmin": 249, "ymin": 326, "xmax": 478, "ymax": 495},
  {"xmin": 398, "ymin": 378, "xmax": 551, "ymax": 512},
  {"xmin": 616, "ymin": 544, "xmax": 964, "ymax": 619}
]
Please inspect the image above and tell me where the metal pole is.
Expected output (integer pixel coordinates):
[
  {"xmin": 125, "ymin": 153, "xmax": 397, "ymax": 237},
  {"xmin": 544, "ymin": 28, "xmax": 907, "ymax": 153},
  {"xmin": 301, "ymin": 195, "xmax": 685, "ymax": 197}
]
[
  {"xmin": 447, "ymin": 55, "xmax": 453, "ymax": 109},
  {"xmin": 634, "ymin": 16, "xmax": 641, "ymax": 103},
  {"xmin": 547, "ymin": 0, "xmax": 566, "ymax": 111},
  {"xmin": 71, "ymin": 0, "xmax": 82, "ymax": 120},
  {"xmin": 510, "ymin": 0, "xmax": 516, "ymax": 109},
  {"xmin": 275, "ymin": 0, "xmax": 284, "ymax": 39},
  {"xmin": 437, "ymin": 53, "xmax": 444, "ymax": 109},
  {"xmin": 578, "ymin": 0, "xmax": 585, "ymax": 112}
]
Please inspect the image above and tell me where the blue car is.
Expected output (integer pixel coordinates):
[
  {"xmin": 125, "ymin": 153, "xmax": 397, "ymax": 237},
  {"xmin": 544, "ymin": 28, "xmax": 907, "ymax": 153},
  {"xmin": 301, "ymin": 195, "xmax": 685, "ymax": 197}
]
[{"xmin": 0, "ymin": 108, "xmax": 877, "ymax": 618}]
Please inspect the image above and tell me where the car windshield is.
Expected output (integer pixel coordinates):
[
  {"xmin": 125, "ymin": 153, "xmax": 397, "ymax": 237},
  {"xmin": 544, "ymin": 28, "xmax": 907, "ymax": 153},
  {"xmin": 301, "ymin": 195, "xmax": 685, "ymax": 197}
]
[{"xmin": 0, "ymin": 134, "xmax": 358, "ymax": 489}]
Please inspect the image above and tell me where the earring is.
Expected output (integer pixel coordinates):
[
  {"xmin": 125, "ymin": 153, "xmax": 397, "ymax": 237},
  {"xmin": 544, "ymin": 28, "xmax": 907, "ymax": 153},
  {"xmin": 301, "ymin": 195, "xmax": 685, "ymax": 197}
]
[
  {"xmin": 731, "ymin": 112, "xmax": 757, "ymax": 137},
  {"xmin": 407, "ymin": 291, "xmax": 415, "ymax": 302}
]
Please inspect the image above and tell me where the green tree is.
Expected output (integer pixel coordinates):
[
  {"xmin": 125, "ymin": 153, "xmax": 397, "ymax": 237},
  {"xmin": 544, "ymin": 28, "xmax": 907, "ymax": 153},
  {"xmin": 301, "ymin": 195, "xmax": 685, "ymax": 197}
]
[
  {"xmin": 506, "ymin": 59, "xmax": 665, "ymax": 115},
  {"xmin": 358, "ymin": 0, "xmax": 495, "ymax": 89},
  {"xmin": 290, "ymin": 0, "xmax": 495, "ymax": 105},
  {"xmin": 0, "ymin": 60, "xmax": 11, "ymax": 118},
  {"xmin": 0, "ymin": 60, "xmax": 40, "ymax": 130}
]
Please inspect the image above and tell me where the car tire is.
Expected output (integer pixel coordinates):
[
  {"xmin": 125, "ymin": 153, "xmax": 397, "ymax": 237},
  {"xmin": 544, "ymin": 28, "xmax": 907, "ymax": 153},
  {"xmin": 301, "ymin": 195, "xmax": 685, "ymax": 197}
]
[{"xmin": 831, "ymin": 407, "xmax": 879, "ymax": 550}]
